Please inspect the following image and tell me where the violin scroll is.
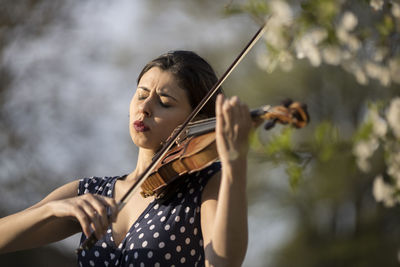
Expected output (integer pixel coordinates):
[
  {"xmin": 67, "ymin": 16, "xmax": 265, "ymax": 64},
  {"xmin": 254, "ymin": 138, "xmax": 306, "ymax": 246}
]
[{"xmin": 261, "ymin": 99, "xmax": 309, "ymax": 130}]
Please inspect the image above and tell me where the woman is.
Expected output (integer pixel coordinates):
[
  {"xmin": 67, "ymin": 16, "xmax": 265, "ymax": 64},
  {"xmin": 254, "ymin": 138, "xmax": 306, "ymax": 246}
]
[{"xmin": 0, "ymin": 50, "xmax": 252, "ymax": 267}]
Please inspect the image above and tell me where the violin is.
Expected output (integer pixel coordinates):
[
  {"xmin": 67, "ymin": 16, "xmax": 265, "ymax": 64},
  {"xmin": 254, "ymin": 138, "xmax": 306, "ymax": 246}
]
[
  {"xmin": 140, "ymin": 99, "xmax": 309, "ymax": 198},
  {"xmin": 77, "ymin": 22, "xmax": 309, "ymax": 252}
]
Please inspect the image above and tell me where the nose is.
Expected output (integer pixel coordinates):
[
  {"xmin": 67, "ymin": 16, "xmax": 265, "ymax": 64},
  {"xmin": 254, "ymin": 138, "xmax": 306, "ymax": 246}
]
[{"xmin": 138, "ymin": 97, "xmax": 153, "ymax": 117}]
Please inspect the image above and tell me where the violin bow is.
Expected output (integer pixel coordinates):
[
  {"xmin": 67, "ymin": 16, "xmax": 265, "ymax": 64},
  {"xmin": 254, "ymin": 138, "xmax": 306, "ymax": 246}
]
[{"xmin": 77, "ymin": 21, "xmax": 268, "ymax": 252}]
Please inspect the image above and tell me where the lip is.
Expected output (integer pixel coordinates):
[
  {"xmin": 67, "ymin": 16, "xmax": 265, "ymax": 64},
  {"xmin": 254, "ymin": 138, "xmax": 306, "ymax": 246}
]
[{"xmin": 133, "ymin": 120, "xmax": 150, "ymax": 132}]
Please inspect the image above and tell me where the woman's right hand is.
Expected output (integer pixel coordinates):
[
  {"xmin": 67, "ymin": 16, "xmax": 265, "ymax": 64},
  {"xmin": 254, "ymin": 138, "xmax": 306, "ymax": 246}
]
[{"xmin": 48, "ymin": 194, "xmax": 118, "ymax": 240}]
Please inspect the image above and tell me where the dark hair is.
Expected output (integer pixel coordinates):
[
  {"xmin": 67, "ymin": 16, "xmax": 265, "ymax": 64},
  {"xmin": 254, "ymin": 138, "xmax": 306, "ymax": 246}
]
[{"xmin": 137, "ymin": 50, "xmax": 223, "ymax": 119}]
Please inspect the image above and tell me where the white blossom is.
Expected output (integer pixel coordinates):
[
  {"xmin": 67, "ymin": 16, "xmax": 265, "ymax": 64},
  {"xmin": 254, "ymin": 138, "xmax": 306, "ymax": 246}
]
[
  {"xmin": 270, "ymin": 0, "xmax": 293, "ymax": 27},
  {"xmin": 322, "ymin": 46, "xmax": 342, "ymax": 65},
  {"xmin": 386, "ymin": 97, "xmax": 400, "ymax": 139},
  {"xmin": 370, "ymin": 0, "xmax": 384, "ymax": 11},
  {"xmin": 370, "ymin": 108, "xmax": 388, "ymax": 138},
  {"xmin": 389, "ymin": 59, "xmax": 400, "ymax": 84},
  {"xmin": 392, "ymin": 3, "xmax": 400, "ymax": 18},
  {"xmin": 364, "ymin": 61, "xmax": 391, "ymax": 86},
  {"xmin": 353, "ymin": 138, "xmax": 379, "ymax": 172},
  {"xmin": 340, "ymin": 11, "xmax": 358, "ymax": 31},
  {"xmin": 372, "ymin": 175, "xmax": 396, "ymax": 207},
  {"xmin": 295, "ymin": 28, "xmax": 327, "ymax": 66}
]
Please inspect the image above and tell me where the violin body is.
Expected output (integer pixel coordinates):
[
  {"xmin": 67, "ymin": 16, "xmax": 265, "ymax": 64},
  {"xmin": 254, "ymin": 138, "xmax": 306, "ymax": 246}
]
[{"xmin": 141, "ymin": 132, "xmax": 218, "ymax": 197}]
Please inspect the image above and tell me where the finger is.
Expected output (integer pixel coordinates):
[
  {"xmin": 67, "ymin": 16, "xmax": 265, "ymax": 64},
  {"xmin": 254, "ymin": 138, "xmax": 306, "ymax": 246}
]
[
  {"xmin": 216, "ymin": 94, "xmax": 224, "ymax": 135},
  {"xmin": 73, "ymin": 206, "xmax": 93, "ymax": 238},
  {"xmin": 222, "ymin": 98, "xmax": 233, "ymax": 133},
  {"xmin": 80, "ymin": 199, "xmax": 105, "ymax": 239},
  {"xmin": 89, "ymin": 196, "xmax": 110, "ymax": 230},
  {"xmin": 102, "ymin": 197, "xmax": 118, "ymax": 222}
]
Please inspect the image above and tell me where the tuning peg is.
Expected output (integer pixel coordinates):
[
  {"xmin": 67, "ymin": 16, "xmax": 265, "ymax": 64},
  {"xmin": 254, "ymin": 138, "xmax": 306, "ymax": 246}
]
[
  {"xmin": 264, "ymin": 119, "xmax": 277, "ymax": 130},
  {"xmin": 281, "ymin": 98, "xmax": 293, "ymax": 108}
]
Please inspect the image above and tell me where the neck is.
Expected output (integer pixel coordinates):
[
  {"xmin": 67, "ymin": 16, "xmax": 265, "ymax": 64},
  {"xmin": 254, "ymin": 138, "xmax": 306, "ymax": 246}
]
[{"xmin": 127, "ymin": 147, "xmax": 157, "ymax": 181}]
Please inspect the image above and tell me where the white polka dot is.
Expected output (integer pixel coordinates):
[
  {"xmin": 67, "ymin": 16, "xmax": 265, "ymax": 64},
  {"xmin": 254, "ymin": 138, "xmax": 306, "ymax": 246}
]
[
  {"xmin": 194, "ymin": 196, "xmax": 198, "ymax": 203},
  {"xmin": 196, "ymin": 207, "xmax": 200, "ymax": 213},
  {"xmin": 191, "ymin": 249, "xmax": 196, "ymax": 256},
  {"xmin": 164, "ymin": 224, "xmax": 170, "ymax": 230},
  {"xmin": 126, "ymin": 232, "xmax": 130, "ymax": 237},
  {"xmin": 107, "ymin": 229, "xmax": 112, "ymax": 233},
  {"xmin": 81, "ymin": 250, "xmax": 86, "ymax": 257},
  {"xmin": 180, "ymin": 226, "xmax": 186, "ymax": 233},
  {"xmin": 170, "ymin": 234, "xmax": 176, "ymax": 241},
  {"xmin": 98, "ymin": 186, "xmax": 103, "ymax": 191},
  {"xmin": 84, "ymin": 183, "xmax": 89, "ymax": 188},
  {"xmin": 150, "ymin": 224, "xmax": 155, "ymax": 230},
  {"xmin": 180, "ymin": 257, "xmax": 186, "ymax": 263},
  {"xmin": 136, "ymin": 227, "xmax": 142, "ymax": 232},
  {"xmin": 142, "ymin": 240, "xmax": 148, "ymax": 247},
  {"xmin": 110, "ymin": 236, "xmax": 114, "ymax": 241},
  {"xmin": 185, "ymin": 237, "xmax": 191, "ymax": 244},
  {"xmin": 159, "ymin": 242, "xmax": 165, "ymax": 248},
  {"xmin": 107, "ymin": 190, "xmax": 112, "ymax": 195},
  {"xmin": 144, "ymin": 213, "xmax": 149, "ymax": 219},
  {"xmin": 148, "ymin": 251, "xmax": 153, "ymax": 258},
  {"xmin": 84, "ymin": 189, "xmax": 89, "ymax": 194},
  {"xmin": 95, "ymin": 186, "xmax": 99, "ymax": 190},
  {"xmin": 140, "ymin": 263, "xmax": 145, "ymax": 267},
  {"xmin": 194, "ymin": 228, "xmax": 198, "ymax": 235},
  {"xmin": 134, "ymin": 222, "xmax": 140, "ymax": 228},
  {"xmin": 160, "ymin": 216, "xmax": 166, "ymax": 222},
  {"xmin": 176, "ymin": 245, "xmax": 181, "ymax": 252},
  {"xmin": 115, "ymin": 260, "xmax": 119, "ymax": 265},
  {"xmin": 134, "ymin": 252, "xmax": 139, "ymax": 259},
  {"xmin": 175, "ymin": 216, "xmax": 180, "ymax": 222},
  {"xmin": 155, "ymin": 263, "xmax": 160, "ymax": 267},
  {"xmin": 94, "ymin": 251, "xmax": 99, "ymax": 257},
  {"xmin": 90, "ymin": 260, "xmax": 95, "ymax": 266},
  {"xmin": 171, "ymin": 208, "xmax": 176, "ymax": 214},
  {"xmin": 129, "ymin": 264, "xmax": 133, "ymax": 267},
  {"xmin": 154, "ymin": 204, "xmax": 159, "ymax": 210},
  {"xmin": 130, "ymin": 243, "xmax": 134, "ymax": 250},
  {"xmin": 118, "ymin": 243, "xmax": 123, "ymax": 249},
  {"xmin": 106, "ymin": 183, "xmax": 111, "ymax": 187},
  {"xmin": 110, "ymin": 253, "xmax": 115, "ymax": 259},
  {"xmin": 199, "ymin": 239, "xmax": 203, "ymax": 247},
  {"xmin": 139, "ymin": 233, "xmax": 144, "ymax": 239},
  {"xmin": 157, "ymin": 211, "xmax": 163, "ymax": 216},
  {"xmin": 102, "ymin": 242, "xmax": 107, "ymax": 248},
  {"xmin": 165, "ymin": 253, "xmax": 171, "ymax": 260},
  {"xmin": 147, "ymin": 219, "xmax": 153, "ymax": 224},
  {"xmin": 125, "ymin": 255, "xmax": 129, "ymax": 261},
  {"xmin": 185, "ymin": 207, "xmax": 190, "ymax": 213},
  {"xmin": 79, "ymin": 261, "xmax": 83, "ymax": 267},
  {"xmin": 208, "ymin": 169, "xmax": 214, "ymax": 174},
  {"xmin": 177, "ymin": 192, "xmax": 183, "ymax": 198},
  {"xmin": 189, "ymin": 188, "xmax": 195, "ymax": 194},
  {"xmin": 153, "ymin": 232, "xmax": 159, "ymax": 238},
  {"xmin": 105, "ymin": 261, "xmax": 109, "ymax": 267},
  {"xmin": 189, "ymin": 217, "xmax": 195, "ymax": 224}
]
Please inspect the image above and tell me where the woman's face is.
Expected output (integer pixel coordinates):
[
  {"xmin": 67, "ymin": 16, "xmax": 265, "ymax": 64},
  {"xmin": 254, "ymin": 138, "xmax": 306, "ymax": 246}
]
[{"xmin": 129, "ymin": 67, "xmax": 193, "ymax": 151}]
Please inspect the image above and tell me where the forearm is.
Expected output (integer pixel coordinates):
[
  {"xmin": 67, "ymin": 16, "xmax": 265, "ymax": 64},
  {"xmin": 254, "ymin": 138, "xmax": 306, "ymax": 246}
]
[
  {"xmin": 0, "ymin": 202, "xmax": 78, "ymax": 253},
  {"xmin": 209, "ymin": 158, "xmax": 248, "ymax": 265}
]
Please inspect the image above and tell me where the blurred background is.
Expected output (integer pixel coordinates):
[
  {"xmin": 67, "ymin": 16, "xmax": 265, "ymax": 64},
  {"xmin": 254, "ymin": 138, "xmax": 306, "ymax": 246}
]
[{"xmin": 0, "ymin": 0, "xmax": 399, "ymax": 266}]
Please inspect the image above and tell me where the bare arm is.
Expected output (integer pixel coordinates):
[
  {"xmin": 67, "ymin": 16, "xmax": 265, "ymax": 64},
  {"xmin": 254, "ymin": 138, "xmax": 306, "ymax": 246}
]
[
  {"xmin": 0, "ymin": 180, "xmax": 118, "ymax": 254},
  {"xmin": 201, "ymin": 95, "xmax": 251, "ymax": 267}
]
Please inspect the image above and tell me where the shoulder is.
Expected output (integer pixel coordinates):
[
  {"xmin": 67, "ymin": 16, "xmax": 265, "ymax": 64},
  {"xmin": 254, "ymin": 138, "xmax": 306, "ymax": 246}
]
[{"xmin": 78, "ymin": 175, "xmax": 124, "ymax": 196}]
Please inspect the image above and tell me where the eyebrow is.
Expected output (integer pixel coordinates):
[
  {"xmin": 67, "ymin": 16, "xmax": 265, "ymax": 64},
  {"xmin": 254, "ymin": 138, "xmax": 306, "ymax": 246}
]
[{"xmin": 138, "ymin": 86, "xmax": 178, "ymax": 102}]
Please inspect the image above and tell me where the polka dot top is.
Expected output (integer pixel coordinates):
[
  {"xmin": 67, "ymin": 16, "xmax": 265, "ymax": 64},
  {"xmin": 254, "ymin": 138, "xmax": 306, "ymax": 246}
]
[{"xmin": 77, "ymin": 162, "xmax": 221, "ymax": 267}]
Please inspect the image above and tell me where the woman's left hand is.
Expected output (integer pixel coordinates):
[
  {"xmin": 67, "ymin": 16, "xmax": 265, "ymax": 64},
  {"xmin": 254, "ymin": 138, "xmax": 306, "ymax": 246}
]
[{"xmin": 215, "ymin": 94, "xmax": 252, "ymax": 165}]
